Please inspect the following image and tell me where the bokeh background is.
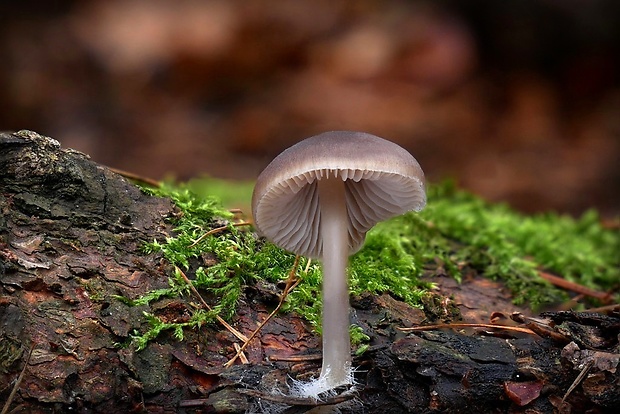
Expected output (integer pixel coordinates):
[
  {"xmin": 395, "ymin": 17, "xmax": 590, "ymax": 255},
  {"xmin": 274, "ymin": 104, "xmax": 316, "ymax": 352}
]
[{"xmin": 1, "ymin": 0, "xmax": 619, "ymax": 216}]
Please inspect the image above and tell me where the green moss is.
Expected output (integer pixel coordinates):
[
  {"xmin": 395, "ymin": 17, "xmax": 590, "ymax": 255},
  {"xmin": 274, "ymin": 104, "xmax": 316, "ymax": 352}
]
[
  {"xmin": 349, "ymin": 223, "xmax": 432, "ymax": 304},
  {"xmin": 141, "ymin": 183, "xmax": 234, "ymax": 268},
  {"xmin": 350, "ymin": 325, "xmax": 371, "ymax": 355},
  {"xmin": 124, "ymin": 179, "xmax": 618, "ymax": 350},
  {"xmin": 419, "ymin": 181, "xmax": 619, "ymax": 306},
  {"xmin": 128, "ymin": 182, "xmax": 308, "ymax": 348}
]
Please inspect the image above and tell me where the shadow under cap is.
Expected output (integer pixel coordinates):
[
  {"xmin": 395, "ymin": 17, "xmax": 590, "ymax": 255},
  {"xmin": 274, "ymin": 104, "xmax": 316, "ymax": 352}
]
[{"xmin": 252, "ymin": 131, "xmax": 426, "ymax": 259}]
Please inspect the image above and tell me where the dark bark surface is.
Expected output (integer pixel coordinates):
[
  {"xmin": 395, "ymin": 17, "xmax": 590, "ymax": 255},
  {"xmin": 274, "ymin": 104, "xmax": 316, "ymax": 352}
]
[{"xmin": 1, "ymin": 130, "xmax": 619, "ymax": 413}]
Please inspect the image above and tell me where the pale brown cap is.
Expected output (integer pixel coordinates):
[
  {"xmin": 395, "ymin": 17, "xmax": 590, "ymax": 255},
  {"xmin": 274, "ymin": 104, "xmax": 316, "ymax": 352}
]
[{"xmin": 252, "ymin": 131, "xmax": 426, "ymax": 259}]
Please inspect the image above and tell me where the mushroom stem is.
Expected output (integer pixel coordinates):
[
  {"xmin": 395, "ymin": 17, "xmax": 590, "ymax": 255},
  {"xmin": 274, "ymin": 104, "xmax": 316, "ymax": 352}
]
[{"xmin": 317, "ymin": 176, "xmax": 352, "ymax": 388}]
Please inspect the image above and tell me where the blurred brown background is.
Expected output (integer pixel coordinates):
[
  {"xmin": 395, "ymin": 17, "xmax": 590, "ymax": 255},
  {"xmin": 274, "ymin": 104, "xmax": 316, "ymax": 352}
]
[{"xmin": 1, "ymin": 0, "xmax": 619, "ymax": 216}]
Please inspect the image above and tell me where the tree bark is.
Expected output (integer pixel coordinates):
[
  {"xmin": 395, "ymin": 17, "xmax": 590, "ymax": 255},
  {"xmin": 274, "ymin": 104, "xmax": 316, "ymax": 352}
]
[{"xmin": 1, "ymin": 130, "xmax": 618, "ymax": 413}]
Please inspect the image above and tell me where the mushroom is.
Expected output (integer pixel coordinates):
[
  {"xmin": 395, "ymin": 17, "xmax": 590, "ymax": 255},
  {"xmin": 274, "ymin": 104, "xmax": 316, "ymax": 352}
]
[{"xmin": 252, "ymin": 131, "xmax": 426, "ymax": 394}]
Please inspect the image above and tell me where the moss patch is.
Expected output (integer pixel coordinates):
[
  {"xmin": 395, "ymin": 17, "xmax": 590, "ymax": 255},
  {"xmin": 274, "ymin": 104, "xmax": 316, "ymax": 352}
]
[
  {"xmin": 123, "ymin": 180, "xmax": 619, "ymax": 350},
  {"xmin": 418, "ymin": 182, "xmax": 619, "ymax": 306}
]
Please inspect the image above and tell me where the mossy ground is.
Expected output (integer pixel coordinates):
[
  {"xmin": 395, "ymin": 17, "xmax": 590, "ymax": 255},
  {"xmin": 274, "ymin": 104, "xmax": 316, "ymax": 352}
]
[{"xmin": 125, "ymin": 178, "xmax": 619, "ymax": 350}]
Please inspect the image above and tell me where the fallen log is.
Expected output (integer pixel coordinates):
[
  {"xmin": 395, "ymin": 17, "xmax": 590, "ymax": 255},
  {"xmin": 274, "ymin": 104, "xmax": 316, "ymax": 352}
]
[{"xmin": 1, "ymin": 130, "xmax": 618, "ymax": 413}]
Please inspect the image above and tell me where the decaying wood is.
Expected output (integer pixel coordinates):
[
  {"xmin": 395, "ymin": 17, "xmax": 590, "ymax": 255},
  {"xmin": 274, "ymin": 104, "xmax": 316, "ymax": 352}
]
[{"xmin": 1, "ymin": 130, "xmax": 619, "ymax": 413}]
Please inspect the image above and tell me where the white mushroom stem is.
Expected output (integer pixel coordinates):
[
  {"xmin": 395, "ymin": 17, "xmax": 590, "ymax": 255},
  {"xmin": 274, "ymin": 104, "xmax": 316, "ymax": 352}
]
[{"xmin": 317, "ymin": 176, "xmax": 352, "ymax": 388}]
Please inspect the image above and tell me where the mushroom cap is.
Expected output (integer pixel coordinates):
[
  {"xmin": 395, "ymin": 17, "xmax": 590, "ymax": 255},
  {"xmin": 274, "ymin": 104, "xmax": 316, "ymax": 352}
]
[{"xmin": 252, "ymin": 131, "xmax": 426, "ymax": 259}]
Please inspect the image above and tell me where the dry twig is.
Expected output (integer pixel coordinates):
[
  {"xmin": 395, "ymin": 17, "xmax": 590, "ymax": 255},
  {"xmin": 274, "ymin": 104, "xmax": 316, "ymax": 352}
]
[
  {"xmin": 189, "ymin": 221, "xmax": 252, "ymax": 248},
  {"xmin": 510, "ymin": 312, "xmax": 572, "ymax": 343},
  {"xmin": 233, "ymin": 342, "xmax": 249, "ymax": 364},
  {"xmin": 563, "ymin": 359, "xmax": 594, "ymax": 402},
  {"xmin": 108, "ymin": 166, "xmax": 161, "ymax": 188},
  {"xmin": 267, "ymin": 354, "xmax": 322, "ymax": 362},
  {"xmin": 538, "ymin": 271, "xmax": 613, "ymax": 303},
  {"xmin": 223, "ymin": 255, "xmax": 302, "ymax": 368},
  {"xmin": 582, "ymin": 303, "xmax": 620, "ymax": 314},
  {"xmin": 398, "ymin": 322, "xmax": 536, "ymax": 335},
  {"xmin": 1, "ymin": 342, "xmax": 35, "ymax": 414},
  {"xmin": 176, "ymin": 266, "xmax": 248, "ymax": 342}
]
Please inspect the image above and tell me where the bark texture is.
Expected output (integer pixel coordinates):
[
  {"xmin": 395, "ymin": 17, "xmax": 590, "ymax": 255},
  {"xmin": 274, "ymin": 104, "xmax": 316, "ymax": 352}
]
[{"xmin": 1, "ymin": 130, "xmax": 618, "ymax": 413}]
